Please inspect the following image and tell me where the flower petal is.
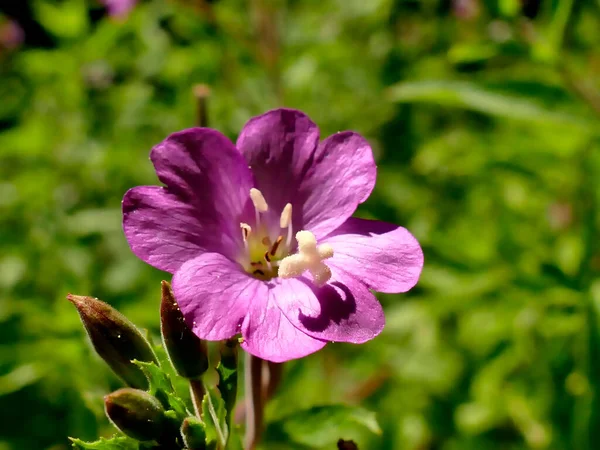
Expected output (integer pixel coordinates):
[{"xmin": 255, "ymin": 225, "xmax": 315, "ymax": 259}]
[
  {"xmin": 236, "ymin": 109, "xmax": 376, "ymax": 238},
  {"xmin": 123, "ymin": 186, "xmax": 228, "ymax": 273},
  {"xmin": 123, "ymin": 128, "xmax": 254, "ymax": 272},
  {"xmin": 172, "ymin": 253, "xmax": 325, "ymax": 362},
  {"xmin": 151, "ymin": 128, "xmax": 254, "ymax": 220},
  {"xmin": 273, "ymin": 275, "xmax": 384, "ymax": 344},
  {"xmin": 323, "ymin": 218, "xmax": 424, "ymax": 293},
  {"xmin": 298, "ymin": 131, "xmax": 376, "ymax": 238},
  {"xmin": 241, "ymin": 279, "xmax": 327, "ymax": 362},
  {"xmin": 172, "ymin": 253, "xmax": 257, "ymax": 341},
  {"xmin": 236, "ymin": 108, "xmax": 320, "ymax": 220}
]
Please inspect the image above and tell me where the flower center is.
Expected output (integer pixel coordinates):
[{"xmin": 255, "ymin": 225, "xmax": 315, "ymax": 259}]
[{"xmin": 239, "ymin": 188, "xmax": 333, "ymax": 286}]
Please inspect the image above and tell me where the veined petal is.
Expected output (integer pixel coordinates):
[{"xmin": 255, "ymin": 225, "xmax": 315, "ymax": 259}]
[
  {"xmin": 172, "ymin": 253, "xmax": 326, "ymax": 362},
  {"xmin": 274, "ymin": 276, "xmax": 384, "ymax": 344},
  {"xmin": 323, "ymin": 218, "xmax": 424, "ymax": 293},
  {"xmin": 236, "ymin": 108, "xmax": 320, "ymax": 227},
  {"xmin": 172, "ymin": 253, "xmax": 258, "ymax": 341},
  {"xmin": 151, "ymin": 128, "xmax": 254, "ymax": 222},
  {"xmin": 241, "ymin": 279, "xmax": 327, "ymax": 362},
  {"xmin": 298, "ymin": 132, "xmax": 376, "ymax": 238},
  {"xmin": 123, "ymin": 128, "xmax": 254, "ymax": 272},
  {"xmin": 123, "ymin": 187, "xmax": 241, "ymax": 272},
  {"xmin": 236, "ymin": 109, "xmax": 376, "ymax": 238}
]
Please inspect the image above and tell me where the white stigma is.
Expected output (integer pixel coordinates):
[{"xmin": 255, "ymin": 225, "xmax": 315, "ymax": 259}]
[
  {"xmin": 278, "ymin": 230, "xmax": 334, "ymax": 286},
  {"xmin": 250, "ymin": 188, "xmax": 268, "ymax": 212}
]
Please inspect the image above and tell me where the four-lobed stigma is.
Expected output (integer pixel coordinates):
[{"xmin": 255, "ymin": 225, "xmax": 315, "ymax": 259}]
[{"xmin": 240, "ymin": 188, "xmax": 333, "ymax": 285}]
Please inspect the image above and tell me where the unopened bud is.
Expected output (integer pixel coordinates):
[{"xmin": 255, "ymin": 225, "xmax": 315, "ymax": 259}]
[
  {"xmin": 160, "ymin": 281, "xmax": 209, "ymax": 379},
  {"xmin": 104, "ymin": 388, "xmax": 166, "ymax": 442},
  {"xmin": 67, "ymin": 294, "xmax": 157, "ymax": 389},
  {"xmin": 180, "ymin": 417, "xmax": 208, "ymax": 450}
]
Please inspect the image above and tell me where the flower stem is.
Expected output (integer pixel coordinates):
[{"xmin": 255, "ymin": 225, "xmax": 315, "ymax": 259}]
[
  {"xmin": 244, "ymin": 352, "xmax": 264, "ymax": 450},
  {"xmin": 193, "ymin": 84, "xmax": 210, "ymax": 127},
  {"xmin": 189, "ymin": 378, "xmax": 205, "ymax": 418}
]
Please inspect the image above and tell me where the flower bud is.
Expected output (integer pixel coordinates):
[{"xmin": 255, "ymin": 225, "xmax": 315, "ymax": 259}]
[
  {"xmin": 160, "ymin": 281, "xmax": 209, "ymax": 379},
  {"xmin": 180, "ymin": 416, "xmax": 208, "ymax": 450},
  {"xmin": 67, "ymin": 294, "xmax": 157, "ymax": 389},
  {"xmin": 104, "ymin": 388, "xmax": 166, "ymax": 442}
]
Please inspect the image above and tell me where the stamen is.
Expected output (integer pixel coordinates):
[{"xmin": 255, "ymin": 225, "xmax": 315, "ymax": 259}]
[
  {"xmin": 250, "ymin": 188, "xmax": 268, "ymax": 212},
  {"xmin": 270, "ymin": 236, "xmax": 283, "ymax": 256},
  {"xmin": 280, "ymin": 203, "xmax": 293, "ymax": 248},
  {"xmin": 261, "ymin": 236, "xmax": 272, "ymax": 247},
  {"xmin": 280, "ymin": 203, "xmax": 292, "ymax": 228},
  {"xmin": 240, "ymin": 223, "xmax": 252, "ymax": 251},
  {"xmin": 264, "ymin": 251, "xmax": 271, "ymax": 263},
  {"xmin": 240, "ymin": 223, "xmax": 251, "ymax": 239}
]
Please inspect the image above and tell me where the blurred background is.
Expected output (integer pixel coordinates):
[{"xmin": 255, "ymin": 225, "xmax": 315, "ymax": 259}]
[{"xmin": 1, "ymin": 0, "xmax": 600, "ymax": 448}]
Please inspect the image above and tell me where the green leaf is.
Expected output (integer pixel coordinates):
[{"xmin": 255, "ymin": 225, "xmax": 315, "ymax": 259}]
[
  {"xmin": 202, "ymin": 387, "xmax": 228, "ymax": 449},
  {"xmin": 265, "ymin": 405, "xmax": 381, "ymax": 448},
  {"xmin": 132, "ymin": 360, "xmax": 190, "ymax": 420},
  {"xmin": 33, "ymin": 0, "xmax": 89, "ymax": 39},
  {"xmin": 386, "ymin": 80, "xmax": 592, "ymax": 129},
  {"xmin": 70, "ymin": 435, "xmax": 139, "ymax": 449}
]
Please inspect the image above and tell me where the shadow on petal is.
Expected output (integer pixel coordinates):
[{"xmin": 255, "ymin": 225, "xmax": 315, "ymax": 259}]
[{"xmin": 298, "ymin": 282, "xmax": 356, "ymax": 333}]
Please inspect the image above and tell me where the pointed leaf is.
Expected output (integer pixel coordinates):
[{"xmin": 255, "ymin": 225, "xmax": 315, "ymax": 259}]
[
  {"xmin": 133, "ymin": 360, "xmax": 190, "ymax": 419},
  {"xmin": 70, "ymin": 436, "xmax": 139, "ymax": 450}
]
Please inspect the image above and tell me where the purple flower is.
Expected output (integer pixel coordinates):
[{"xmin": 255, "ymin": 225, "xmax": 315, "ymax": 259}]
[
  {"xmin": 101, "ymin": 0, "xmax": 137, "ymax": 17},
  {"xmin": 123, "ymin": 109, "xmax": 423, "ymax": 362}
]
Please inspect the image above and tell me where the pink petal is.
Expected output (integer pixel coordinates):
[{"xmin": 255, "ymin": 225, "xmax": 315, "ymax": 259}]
[
  {"xmin": 236, "ymin": 109, "xmax": 376, "ymax": 238},
  {"xmin": 172, "ymin": 253, "xmax": 257, "ymax": 340},
  {"xmin": 273, "ymin": 275, "xmax": 385, "ymax": 344},
  {"xmin": 172, "ymin": 253, "xmax": 325, "ymax": 362},
  {"xmin": 241, "ymin": 281, "xmax": 327, "ymax": 362},
  {"xmin": 323, "ymin": 218, "xmax": 424, "ymax": 293},
  {"xmin": 123, "ymin": 128, "xmax": 254, "ymax": 273}
]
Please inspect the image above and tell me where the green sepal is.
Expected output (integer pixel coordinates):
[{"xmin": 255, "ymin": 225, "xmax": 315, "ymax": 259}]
[{"xmin": 180, "ymin": 416, "xmax": 208, "ymax": 450}]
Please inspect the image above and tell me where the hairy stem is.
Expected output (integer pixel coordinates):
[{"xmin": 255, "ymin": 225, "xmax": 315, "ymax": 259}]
[
  {"xmin": 189, "ymin": 378, "xmax": 205, "ymax": 418},
  {"xmin": 244, "ymin": 352, "xmax": 264, "ymax": 450}
]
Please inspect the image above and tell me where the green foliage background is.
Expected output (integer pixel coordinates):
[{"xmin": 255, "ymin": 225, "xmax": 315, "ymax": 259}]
[{"xmin": 1, "ymin": 0, "xmax": 600, "ymax": 448}]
